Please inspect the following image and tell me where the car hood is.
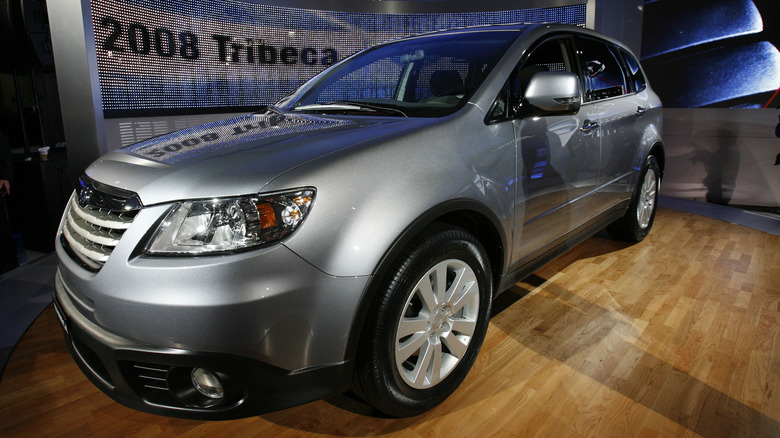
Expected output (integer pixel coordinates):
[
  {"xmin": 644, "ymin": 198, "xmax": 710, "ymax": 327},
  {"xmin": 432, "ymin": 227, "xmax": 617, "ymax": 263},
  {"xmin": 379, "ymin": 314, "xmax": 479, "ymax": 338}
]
[{"xmin": 84, "ymin": 112, "xmax": 432, "ymax": 206}]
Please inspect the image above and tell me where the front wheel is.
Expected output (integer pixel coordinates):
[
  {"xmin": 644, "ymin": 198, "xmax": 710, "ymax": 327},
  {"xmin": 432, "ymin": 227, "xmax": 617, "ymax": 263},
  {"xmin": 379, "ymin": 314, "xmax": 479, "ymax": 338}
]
[
  {"xmin": 608, "ymin": 155, "xmax": 661, "ymax": 242},
  {"xmin": 355, "ymin": 223, "xmax": 492, "ymax": 417}
]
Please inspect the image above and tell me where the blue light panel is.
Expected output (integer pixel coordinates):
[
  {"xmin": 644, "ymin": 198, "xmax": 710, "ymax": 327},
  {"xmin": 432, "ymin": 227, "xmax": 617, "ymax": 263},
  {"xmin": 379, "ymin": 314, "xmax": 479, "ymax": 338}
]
[{"xmin": 89, "ymin": 0, "xmax": 586, "ymax": 115}]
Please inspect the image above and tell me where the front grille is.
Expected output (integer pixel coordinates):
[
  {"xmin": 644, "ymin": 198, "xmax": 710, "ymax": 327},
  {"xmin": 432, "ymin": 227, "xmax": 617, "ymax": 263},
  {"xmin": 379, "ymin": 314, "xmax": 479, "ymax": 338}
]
[{"xmin": 61, "ymin": 178, "xmax": 142, "ymax": 271}]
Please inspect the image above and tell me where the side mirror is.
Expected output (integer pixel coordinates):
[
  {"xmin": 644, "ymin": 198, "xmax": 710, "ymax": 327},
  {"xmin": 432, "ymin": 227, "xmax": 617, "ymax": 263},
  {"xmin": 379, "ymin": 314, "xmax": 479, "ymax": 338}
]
[{"xmin": 524, "ymin": 71, "xmax": 581, "ymax": 115}]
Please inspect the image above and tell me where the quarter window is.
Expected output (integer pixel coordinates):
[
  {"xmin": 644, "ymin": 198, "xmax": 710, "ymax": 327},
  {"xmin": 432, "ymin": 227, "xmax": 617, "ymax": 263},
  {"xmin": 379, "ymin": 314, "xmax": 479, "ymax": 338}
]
[
  {"xmin": 620, "ymin": 48, "xmax": 646, "ymax": 93},
  {"xmin": 575, "ymin": 37, "xmax": 628, "ymax": 101}
]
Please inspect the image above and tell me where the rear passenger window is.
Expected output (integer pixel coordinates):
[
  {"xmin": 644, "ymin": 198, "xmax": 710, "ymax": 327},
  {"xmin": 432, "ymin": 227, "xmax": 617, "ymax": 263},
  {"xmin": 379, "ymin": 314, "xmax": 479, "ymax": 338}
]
[
  {"xmin": 620, "ymin": 48, "xmax": 646, "ymax": 93},
  {"xmin": 575, "ymin": 37, "xmax": 628, "ymax": 101}
]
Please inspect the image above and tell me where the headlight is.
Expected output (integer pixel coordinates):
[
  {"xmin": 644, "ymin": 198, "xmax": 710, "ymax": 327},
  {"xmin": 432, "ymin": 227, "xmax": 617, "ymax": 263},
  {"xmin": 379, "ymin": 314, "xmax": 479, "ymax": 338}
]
[{"xmin": 145, "ymin": 189, "xmax": 315, "ymax": 255}]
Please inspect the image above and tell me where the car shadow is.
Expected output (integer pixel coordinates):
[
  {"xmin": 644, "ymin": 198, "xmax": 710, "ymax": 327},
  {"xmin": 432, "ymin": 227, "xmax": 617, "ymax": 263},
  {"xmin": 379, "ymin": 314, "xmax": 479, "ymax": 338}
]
[{"xmin": 486, "ymin": 238, "xmax": 777, "ymax": 437}]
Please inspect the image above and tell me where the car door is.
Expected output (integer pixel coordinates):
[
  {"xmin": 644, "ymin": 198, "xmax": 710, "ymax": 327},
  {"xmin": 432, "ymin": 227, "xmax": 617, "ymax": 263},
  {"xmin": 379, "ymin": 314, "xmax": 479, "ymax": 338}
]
[
  {"xmin": 574, "ymin": 36, "xmax": 644, "ymax": 208},
  {"xmin": 506, "ymin": 37, "xmax": 602, "ymax": 263}
]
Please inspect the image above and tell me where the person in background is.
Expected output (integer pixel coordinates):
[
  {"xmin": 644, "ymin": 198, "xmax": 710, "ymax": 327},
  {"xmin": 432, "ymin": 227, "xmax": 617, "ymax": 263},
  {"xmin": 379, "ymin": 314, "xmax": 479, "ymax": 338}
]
[{"xmin": 0, "ymin": 130, "xmax": 18, "ymax": 275}]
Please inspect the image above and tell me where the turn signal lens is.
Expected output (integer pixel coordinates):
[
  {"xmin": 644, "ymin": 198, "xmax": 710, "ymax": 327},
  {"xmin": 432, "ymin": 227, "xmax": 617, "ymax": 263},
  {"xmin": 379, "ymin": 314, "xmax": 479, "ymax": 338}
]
[
  {"xmin": 294, "ymin": 195, "xmax": 312, "ymax": 206},
  {"xmin": 256, "ymin": 202, "xmax": 277, "ymax": 230}
]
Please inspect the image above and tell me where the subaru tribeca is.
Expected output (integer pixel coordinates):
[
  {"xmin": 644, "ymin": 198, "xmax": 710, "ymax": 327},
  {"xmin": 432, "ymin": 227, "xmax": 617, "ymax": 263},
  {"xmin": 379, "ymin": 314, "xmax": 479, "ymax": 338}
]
[{"xmin": 54, "ymin": 23, "xmax": 664, "ymax": 419}]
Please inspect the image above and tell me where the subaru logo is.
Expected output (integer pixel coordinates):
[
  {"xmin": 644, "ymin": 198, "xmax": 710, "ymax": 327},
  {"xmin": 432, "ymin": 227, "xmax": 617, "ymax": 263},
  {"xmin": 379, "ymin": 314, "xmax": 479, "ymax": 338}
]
[
  {"xmin": 78, "ymin": 184, "xmax": 94, "ymax": 208},
  {"xmin": 75, "ymin": 176, "xmax": 144, "ymax": 211}
]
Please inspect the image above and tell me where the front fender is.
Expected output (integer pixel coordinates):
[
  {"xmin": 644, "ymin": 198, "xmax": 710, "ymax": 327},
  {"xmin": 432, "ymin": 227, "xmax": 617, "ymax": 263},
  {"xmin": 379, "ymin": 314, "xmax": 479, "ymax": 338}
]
[{"xmin": 267, "ymin": 112, "xmax": 516, "ymax": 278}]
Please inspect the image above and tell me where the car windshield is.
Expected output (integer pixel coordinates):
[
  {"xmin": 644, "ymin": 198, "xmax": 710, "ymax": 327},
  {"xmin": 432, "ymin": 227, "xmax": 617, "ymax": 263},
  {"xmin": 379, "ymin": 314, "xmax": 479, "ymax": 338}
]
[{"xmin": 278, "ymin": 30, "xmax": 522, "ymax": 118}]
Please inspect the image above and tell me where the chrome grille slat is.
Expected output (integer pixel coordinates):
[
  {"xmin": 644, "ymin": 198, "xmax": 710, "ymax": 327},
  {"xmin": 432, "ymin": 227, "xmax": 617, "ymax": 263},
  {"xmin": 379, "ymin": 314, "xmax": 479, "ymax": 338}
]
[
  {"xmin": 62, "ymin": 231, "xmax": 104, "ymax": 270},
  {"xmin": 69, "ymin": 197, "xmax": 134, "ymax": 230},
  {"xmin": 63, "ymin": 221, "xmax": 112, "ymax": 263},
  {"xmin": 133, "ymin": 364, "xmax": 170, "ymax": 392},
  {"xmin": 140, "ymin": 375, "xmax": 166, "ymax": 382},
  {"xmin": 144, "ymin": 384, "xmax": 169, "ymax": 391},
  {"xmin": 61, "ymin": 186, "xmax": 141, "ymax": 271},
  {"xmin": 66, "ymin": 213, "xmax": 122, "ymax": 247}
]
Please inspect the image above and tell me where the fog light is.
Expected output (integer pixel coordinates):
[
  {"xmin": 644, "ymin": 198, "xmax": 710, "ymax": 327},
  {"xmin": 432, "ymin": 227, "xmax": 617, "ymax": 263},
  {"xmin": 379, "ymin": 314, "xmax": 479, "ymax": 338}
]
[{"xmin": 191, "ymin": 368, "xmax": 224, "ymax": 399}]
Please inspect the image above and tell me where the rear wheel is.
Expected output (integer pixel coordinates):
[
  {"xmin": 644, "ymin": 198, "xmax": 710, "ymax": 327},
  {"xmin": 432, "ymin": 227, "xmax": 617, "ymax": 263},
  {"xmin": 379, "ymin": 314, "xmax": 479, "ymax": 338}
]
[
  {"xmin": 355, "ymin": 223, "xmax": 492, "ymax": 417},
  {"xmin": 608, "ymin": 155, "xmax": 660, "ymax": 242}
]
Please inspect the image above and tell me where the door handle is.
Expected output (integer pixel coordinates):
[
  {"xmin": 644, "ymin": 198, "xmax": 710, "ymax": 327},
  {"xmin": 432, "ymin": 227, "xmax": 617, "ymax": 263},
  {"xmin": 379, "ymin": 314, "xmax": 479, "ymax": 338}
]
[
  {"xmin": 580, "ymin": 120, "xmax": 599, "ymax": 133},
  {"xmin": 636, "ymin": 106, "xmax": 647, "ymax": 115}
]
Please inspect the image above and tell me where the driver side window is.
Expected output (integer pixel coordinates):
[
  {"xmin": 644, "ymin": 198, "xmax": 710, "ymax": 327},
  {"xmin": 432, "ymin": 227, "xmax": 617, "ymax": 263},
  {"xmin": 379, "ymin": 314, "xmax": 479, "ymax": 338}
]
[{"xmin": 487, "ymin": 38, "xmax": 574, "ymax": 123}]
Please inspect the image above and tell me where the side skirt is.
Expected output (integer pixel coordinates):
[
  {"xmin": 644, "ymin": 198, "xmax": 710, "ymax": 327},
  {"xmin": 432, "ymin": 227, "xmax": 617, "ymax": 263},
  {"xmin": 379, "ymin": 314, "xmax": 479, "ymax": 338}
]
[{"xmin": 497, "ymin": 200, "xmax": 629, "ymax": 294}]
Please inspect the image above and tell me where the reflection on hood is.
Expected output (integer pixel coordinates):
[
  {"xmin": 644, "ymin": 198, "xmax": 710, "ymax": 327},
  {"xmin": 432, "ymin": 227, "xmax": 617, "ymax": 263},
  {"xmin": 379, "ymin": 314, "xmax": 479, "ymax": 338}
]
[{"xmin": 123, "ymin": 113, "xmax": 356, "ymax": 165}]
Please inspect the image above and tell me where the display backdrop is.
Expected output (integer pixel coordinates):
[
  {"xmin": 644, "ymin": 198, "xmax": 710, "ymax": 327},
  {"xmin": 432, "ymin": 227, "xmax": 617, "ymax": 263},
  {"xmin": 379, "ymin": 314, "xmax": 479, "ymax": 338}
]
[
  {"xmin": 89, "ymin": 0, "xmax": 586, "ymax": 117},
  {"xmin": 641, "ymin": 0, "xmax": 780, "ymax": 108}
]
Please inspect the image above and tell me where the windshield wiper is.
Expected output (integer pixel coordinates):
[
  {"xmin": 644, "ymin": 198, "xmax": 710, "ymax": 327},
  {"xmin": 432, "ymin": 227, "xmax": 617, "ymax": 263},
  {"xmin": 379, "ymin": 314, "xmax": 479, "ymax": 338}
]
[
  {"xmin": 294, "ymin": 101, "xmax": 408, "ymax": 117},
  {"xmin": 255, "ymin": 104, "xmax": 284, "ymax": 115},
  {"xmin": 333, "ymin": 101, "xmax": 408, "ymax": 117}
]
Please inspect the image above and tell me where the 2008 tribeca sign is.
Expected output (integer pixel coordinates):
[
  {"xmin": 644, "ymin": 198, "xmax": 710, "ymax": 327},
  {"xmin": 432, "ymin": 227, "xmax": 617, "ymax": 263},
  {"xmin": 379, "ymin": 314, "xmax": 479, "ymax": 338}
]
[{"xmin": 99, "ymin": 16, "xmax": 339, "ymax": 66}]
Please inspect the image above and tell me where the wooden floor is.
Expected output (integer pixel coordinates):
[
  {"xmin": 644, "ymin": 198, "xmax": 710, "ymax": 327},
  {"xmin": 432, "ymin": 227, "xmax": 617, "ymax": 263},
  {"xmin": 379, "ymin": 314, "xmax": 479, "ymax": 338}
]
[{"xmin": 0, "ymin": 208, "xmax": 778, "ymax": 437}]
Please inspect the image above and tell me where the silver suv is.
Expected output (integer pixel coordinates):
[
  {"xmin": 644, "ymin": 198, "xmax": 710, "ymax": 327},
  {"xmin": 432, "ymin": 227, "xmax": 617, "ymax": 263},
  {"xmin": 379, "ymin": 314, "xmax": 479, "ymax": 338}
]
[{"xmin": 54, "ymin": 23, "xmax": 663, "ymax": 419}]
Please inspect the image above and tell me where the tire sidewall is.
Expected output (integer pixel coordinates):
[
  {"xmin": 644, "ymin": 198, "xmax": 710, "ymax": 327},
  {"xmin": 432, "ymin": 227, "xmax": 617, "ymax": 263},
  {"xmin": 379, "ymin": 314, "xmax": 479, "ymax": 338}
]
[
  {"xmin": 633, "ymin": 155, "xmax": 660, "ymax": 240},
  {"xmin": 365, "ymin": 226, "xmax": 492, "ymax": 416}
]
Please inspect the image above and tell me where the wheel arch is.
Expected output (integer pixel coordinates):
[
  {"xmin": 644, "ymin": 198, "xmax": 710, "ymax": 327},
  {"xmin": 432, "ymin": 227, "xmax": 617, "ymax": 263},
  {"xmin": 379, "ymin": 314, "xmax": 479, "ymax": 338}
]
[
  {"xmin": 648, "ymin": 141, "xmax": 665, "ymax": 180},
  {"xmin": 344, "ymin": 199, "xmax": 507, "ymax": 362}
]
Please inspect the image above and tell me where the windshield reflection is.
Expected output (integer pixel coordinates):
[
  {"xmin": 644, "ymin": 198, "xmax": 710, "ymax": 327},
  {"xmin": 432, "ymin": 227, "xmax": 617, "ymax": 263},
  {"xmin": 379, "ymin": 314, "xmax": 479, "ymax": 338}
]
[{"xmin": 278, "ymin": 30, "xmax": 522, "ymax": 117}]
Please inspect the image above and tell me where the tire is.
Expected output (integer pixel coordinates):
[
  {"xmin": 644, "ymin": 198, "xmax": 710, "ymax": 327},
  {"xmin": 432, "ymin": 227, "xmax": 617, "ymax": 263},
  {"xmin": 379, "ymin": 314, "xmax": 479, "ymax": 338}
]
[
  {"xmin": 355, "ymin": 223, "xmax": 492, "ymax": 417},
  {"xmin": 608, "ymin": 155, "xmax": 661, "ymax": 242}
]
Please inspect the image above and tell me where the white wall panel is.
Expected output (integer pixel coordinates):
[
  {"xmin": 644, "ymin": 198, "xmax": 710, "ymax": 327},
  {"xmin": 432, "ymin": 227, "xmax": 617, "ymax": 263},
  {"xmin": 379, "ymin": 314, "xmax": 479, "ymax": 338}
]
[{"xmin": 661, "ymin": 108, "xmax": 780, "ymax": 208}]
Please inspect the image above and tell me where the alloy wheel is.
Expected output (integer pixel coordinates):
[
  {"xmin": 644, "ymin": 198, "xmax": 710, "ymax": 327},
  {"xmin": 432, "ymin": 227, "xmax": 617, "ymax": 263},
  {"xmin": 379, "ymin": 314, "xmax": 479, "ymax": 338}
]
[{"xmin": 394, "ymin": 259, "xmax": 480, "ymax": 389}]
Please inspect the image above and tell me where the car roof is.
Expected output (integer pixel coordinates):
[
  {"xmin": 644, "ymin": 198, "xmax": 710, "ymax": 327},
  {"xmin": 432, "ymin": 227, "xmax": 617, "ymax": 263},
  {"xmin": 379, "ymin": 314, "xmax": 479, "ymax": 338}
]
[
  {"xmin": 390, "ymin": 22, "xmax": 630, "ymax": 53},
  {"xmin": 397, "ymin": 22, "xmax": 533, "ymax": 40}
]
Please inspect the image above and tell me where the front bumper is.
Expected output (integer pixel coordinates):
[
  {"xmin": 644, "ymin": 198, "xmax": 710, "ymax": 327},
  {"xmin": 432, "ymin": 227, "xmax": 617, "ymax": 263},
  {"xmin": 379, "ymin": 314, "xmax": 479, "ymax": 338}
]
[
  {"xmin": 53, "ymin": 193, "xmax": 374, "ymax": 418},
  {"xmin": 54, "ymin": 274, "xmax": 355, "ymax": 419}
]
